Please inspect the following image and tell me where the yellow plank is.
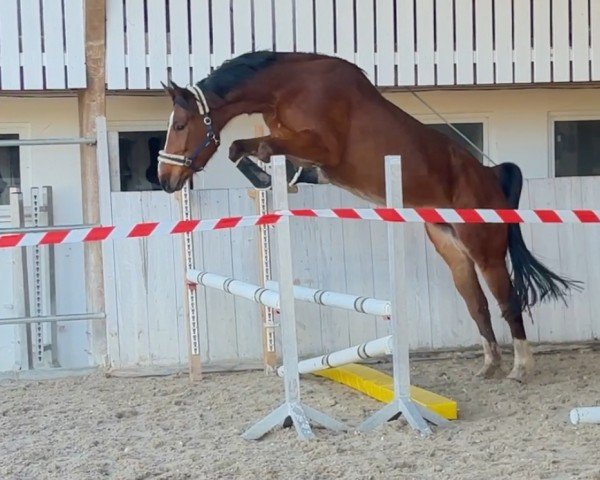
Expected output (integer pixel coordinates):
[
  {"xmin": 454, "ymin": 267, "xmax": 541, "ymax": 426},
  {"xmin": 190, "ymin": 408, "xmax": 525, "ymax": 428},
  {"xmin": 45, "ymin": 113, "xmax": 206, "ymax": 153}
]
[{"xmin": 314, "ymin": 363, "xmax": 458, "ymax": 420}]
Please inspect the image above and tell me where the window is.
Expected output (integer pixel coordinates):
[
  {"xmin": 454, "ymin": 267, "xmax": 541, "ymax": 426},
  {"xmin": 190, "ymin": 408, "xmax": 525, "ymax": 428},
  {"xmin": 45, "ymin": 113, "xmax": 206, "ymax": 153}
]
[
  {"xmin": 117, "ymin": 131, "xmax": 166, "ymax": 191},
  {"xmin": 0, "ymin": 134, "xmax": 20, "ymax": 205},
  {"xmin": 554, "ymin": 120, "xmax": 600, "ymax": 177},
  {"xmin": 428, "ymin": 122, "xmax": 485, "ymax": 162}
]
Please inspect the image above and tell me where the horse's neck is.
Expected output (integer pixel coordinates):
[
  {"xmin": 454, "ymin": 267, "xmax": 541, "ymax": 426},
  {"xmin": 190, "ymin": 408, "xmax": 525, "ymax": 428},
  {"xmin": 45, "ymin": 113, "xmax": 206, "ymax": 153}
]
[{"xmin": 213, "ymin": 99, "xmax": 266, "ymax": 131}]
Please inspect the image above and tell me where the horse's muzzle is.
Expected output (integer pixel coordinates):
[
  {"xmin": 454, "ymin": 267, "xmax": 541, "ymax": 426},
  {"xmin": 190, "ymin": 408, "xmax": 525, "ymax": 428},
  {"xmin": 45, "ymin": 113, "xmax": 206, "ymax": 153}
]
[
  {"xmin": 158, "ymin": 164, "xmax": 188, "ymax": 193},
  {"xmin": 160, "ymin": 178, "xmax": 179, "ymax": 193}
]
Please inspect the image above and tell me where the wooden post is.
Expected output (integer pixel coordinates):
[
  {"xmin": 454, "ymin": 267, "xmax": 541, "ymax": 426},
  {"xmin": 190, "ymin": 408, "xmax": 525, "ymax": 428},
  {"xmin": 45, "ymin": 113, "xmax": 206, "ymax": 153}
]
[{"xmin": 78, "ymin": 0, "xmax": 107, "ymax": 366}]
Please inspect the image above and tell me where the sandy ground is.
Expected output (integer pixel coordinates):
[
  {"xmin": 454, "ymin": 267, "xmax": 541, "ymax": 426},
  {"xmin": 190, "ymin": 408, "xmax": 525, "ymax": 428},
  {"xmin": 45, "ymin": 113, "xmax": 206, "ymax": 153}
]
[{"xmin": 1, "ymin": 346, "xmax": 599, "ymax": 480}]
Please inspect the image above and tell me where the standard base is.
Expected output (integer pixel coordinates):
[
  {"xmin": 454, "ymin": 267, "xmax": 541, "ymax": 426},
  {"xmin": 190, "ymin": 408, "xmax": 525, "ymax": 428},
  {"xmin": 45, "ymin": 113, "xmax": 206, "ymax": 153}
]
[
  {"xmin": 358, "ymin": 396, "xmax": 449, "ymax": 436},
  {"xmin": 242, "ymin": 401, "xmax": 348, "ymax": 440}
]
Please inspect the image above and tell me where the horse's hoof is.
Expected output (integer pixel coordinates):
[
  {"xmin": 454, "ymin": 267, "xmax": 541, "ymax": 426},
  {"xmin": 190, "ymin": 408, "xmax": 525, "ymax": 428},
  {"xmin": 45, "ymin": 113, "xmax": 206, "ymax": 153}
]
[
  {"xmin": 228, "ymin": 141, "xmax": 245, "ymax": 162},
  {"xmin": 506, "ymin": 365, "xmax": 531, "ymax": 383},
  {"xmin": 475, "ymin": 363, "xmax": 503, "ymax": 379}
]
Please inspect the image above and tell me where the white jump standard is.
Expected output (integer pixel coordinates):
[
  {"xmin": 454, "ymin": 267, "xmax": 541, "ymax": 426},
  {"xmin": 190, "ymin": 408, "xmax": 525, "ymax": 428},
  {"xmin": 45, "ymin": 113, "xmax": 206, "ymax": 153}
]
[
  {"xmin": 186, "ymin": 156, "xmax": 447, "ymax": 438},
  {"xmin": 187, "ymin": 156, "xmax": 349, "ymax": 440},
  {"xmin": 243, "ymin": 157, "xmax": 348, "ymax": 440},
  {"xmin": 357, "ymin": 157, "xmax": 442, "ymax": 434},
  {"xmin": 271, "ymin": 157, "xmax": 446, "ymax": 433}
]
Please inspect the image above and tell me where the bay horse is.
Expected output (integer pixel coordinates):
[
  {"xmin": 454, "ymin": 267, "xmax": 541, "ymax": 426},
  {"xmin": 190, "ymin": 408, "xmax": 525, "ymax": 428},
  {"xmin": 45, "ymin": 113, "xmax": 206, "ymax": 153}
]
[{"xmin": 157, "ymin": 51, "xmax": 581, "ymax": 382}]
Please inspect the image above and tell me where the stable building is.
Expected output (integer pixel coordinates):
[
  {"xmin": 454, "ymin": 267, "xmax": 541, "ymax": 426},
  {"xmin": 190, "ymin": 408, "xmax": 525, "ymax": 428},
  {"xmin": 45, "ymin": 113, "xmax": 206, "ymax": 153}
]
[{"xmin": 0, "ymin": 0, "xmax": 599, "ymax": 374}]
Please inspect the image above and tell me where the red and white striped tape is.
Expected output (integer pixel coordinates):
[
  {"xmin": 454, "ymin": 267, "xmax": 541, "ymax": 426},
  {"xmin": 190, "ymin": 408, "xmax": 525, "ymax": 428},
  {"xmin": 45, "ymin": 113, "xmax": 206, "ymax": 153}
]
[
  {"xmin": 0, "ymin": 214, "xmax": 282, "ymax": 249},
  {"xmin": 280, "ymin": 207, "xmax": 600, "ymax": 224},
  {"xmin": 1, "ymin": 208, "xmax": 599, "ymax": 249}
]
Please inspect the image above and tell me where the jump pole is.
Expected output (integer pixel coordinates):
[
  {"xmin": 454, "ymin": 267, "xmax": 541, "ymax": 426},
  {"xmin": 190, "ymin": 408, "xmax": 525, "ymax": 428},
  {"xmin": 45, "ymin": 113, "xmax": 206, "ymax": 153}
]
[
  {"xmin": 241, "ymin": 155, "xmax": 348, "ymax": 440},
  {"xmin": 570, "ymin": 407, "xmax": 600, "ymax": 425},
  {"xmin": 265, "ymin": 280, "xmax": 390, "ymax": 316},
  {"xmin": 358, "ymin": 156, "xmax": 445, "ymax": 435},
  {"xmin": 277, "ymin": 336, "xmax": 392, "ymax": 375}
]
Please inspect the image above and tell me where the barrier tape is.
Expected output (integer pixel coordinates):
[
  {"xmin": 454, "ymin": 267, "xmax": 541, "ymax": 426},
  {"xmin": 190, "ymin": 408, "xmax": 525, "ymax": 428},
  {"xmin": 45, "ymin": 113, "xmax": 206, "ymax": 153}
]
[
  {"xmin": 1, "ymin": 208, "xmax": 599, "ymax": 249},
  {"xmin": 280, "ymin": 208, "xmax": 600, "ymax": 224},
  {"xmin": 0, "ymin": 214, "xmax": 282, "ymax": 249}
]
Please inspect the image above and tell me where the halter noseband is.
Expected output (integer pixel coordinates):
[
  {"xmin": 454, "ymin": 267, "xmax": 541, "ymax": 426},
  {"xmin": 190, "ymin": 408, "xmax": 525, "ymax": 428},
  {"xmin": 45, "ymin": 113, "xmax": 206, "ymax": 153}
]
[{"xmin": 158, "ymin": 84, "xmax": 220, "ymax": 171}]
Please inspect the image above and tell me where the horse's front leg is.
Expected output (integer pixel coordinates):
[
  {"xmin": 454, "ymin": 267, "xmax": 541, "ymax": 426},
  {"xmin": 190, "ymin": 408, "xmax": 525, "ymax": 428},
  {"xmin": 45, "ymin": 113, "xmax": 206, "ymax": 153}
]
[
  {"xmin": 254, "ymin": 134, "xmax": 332, "ymax": 185},
  {"xmin": 253, "ymin": 131, "xmax": 331, "ymax": 166},
  {"xmin": 229, "ymin": 135, "xmax": 330, "ymax": 187},
  {"xmin": 228, "ymin": 136, "xmax": 270, "ymax": 163}
]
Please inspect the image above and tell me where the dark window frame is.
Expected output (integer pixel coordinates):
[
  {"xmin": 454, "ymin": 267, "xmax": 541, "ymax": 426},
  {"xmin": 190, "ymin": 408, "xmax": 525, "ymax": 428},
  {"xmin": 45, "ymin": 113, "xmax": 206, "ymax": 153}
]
[
  {"xmin": 426, "ymin": 121, "xmax": 486, "ymax": 164},
  {"xmin": 553, "ymin": 118, "xmax": 600, "ymax": 178},
  {"xmin": 108, "ymin": 125, "xmax": 167, "ymax": 193},
  {"xmin": 0, "ymin": 133, "xmax": 21, "ymax": 206}
]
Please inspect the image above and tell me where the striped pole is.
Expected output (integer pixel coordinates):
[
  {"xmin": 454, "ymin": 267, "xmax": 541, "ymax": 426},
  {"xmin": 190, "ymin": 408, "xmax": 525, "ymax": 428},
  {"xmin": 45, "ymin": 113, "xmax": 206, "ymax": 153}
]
[
  {"xmin": 186, "ymin": 270, "xmax": 280, "ymax": 309},
  {"xmin": 276, "ymin": 336, "xmax": 393, "ymax": 376},
  {"xmin": 265, "ymin": 280, "xmax": 390, "ymax": 316}
]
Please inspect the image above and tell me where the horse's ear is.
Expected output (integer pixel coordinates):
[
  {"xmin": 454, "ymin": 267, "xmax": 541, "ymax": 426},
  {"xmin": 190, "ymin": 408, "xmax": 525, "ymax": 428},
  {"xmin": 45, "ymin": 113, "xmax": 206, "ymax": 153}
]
[
  {"xmin": 169, "ymin": 79, "xmax": 185, "ymax": 93},
  {"xmin": 161, "ymin": 79, "xmax": 187, "ymax": 98},
  {"xmin": 161, "ymin": 80, "xmax": 175, "ymax": 99}
]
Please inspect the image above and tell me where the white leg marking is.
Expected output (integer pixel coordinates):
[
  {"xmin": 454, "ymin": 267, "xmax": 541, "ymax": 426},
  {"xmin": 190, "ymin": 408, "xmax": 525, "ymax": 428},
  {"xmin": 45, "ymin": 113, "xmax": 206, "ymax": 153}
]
[
  {"xmin": 482, "ymin": 336, "xmax": 502, "ymax": 365},
  {"xmin": 508, "ymin": 339, "xmax": 534, "ymax": 382},
  {"xmin": 477, "ymin": 336, "xmax": 503, "ymax": 378}
]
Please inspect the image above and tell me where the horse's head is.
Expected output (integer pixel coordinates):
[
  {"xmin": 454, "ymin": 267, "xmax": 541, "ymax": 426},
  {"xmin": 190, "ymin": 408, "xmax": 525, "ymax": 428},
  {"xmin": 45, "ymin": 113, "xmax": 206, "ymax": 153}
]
[{"xmin": 158, "ymin": 80, "xmax": 220, "ymax": 193}]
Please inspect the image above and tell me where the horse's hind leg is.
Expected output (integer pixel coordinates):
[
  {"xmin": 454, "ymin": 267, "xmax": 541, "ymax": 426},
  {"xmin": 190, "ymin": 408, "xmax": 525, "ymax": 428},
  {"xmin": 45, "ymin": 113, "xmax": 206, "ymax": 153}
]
[
  {"xmin": 454, "ymin": 224, "xmax": 534, "ymax": 382},
  {"xmin": 426, "ymin": 225, "xmax": 503, "ymax": 378},
  {"xmin": 478, "ymin": 263, "xmax": 533, "ymax": 382}
]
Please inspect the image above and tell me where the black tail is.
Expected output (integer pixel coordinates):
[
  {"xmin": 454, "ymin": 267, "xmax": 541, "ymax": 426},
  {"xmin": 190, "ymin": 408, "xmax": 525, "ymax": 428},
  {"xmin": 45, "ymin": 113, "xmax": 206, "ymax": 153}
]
[{"xmin": 492, "ymin": 162, "xmax": 583, "ymax": 315}]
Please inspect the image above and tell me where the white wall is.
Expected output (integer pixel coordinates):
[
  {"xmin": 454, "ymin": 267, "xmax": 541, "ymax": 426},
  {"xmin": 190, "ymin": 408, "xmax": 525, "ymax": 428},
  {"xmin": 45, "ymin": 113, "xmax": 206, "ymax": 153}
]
[
  {"xmin": 108, "ymin": 88, "xmax": 600, "ymax": 186},
  {"xmin": 0, "ymin": 97, "xmax": 90, "ymax": 370},
  {"xmin": 386, "ymin": 88, "xmax": 600, "ymax": 179}
]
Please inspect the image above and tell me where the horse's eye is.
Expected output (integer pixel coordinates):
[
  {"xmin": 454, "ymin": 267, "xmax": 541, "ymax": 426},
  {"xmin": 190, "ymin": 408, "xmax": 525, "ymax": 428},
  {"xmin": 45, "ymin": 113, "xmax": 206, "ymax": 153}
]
[{"xmin": 174, "ymin": 123, "xmax": 186, "ymax": 132}]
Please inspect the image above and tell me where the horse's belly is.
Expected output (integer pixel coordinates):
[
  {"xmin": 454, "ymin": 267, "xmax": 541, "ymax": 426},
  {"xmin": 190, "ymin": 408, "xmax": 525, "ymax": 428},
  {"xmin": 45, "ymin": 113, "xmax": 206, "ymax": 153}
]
[{"xmin": 328, "ymin": 177, "xmax": 385, "ymax": 205}]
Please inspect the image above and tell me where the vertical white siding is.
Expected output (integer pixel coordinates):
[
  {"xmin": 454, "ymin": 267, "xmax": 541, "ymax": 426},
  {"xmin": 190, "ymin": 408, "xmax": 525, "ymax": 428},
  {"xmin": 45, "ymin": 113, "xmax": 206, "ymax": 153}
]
[
  {"xmin": 106, "ymin": 178, "xmax": 600, "ymax": 369},
  {"xmin": 454, "ymin": 0, "xmax": 474, "ymax": 85},
  {"xmin": 102, "ymin": 0, "xmax": 596, "ymax": 89},
  {"xmin": 1, "ymin": 0, "xmax": 87, "ymax": 90}
]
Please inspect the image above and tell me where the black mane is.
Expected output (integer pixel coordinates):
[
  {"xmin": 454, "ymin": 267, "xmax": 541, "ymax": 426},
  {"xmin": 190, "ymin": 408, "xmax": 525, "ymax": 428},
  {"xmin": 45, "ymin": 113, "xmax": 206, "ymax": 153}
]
[{"xmin": 197, "ymin": 51, "xmax": 281, "ymax": 98}]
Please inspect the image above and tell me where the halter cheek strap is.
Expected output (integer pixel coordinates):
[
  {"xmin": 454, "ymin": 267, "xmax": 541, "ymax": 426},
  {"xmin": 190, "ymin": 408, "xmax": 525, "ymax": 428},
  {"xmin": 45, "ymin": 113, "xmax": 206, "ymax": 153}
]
[{"xmin": 158, "ymin": 85, "xmax": 220, "ymax": 171}]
